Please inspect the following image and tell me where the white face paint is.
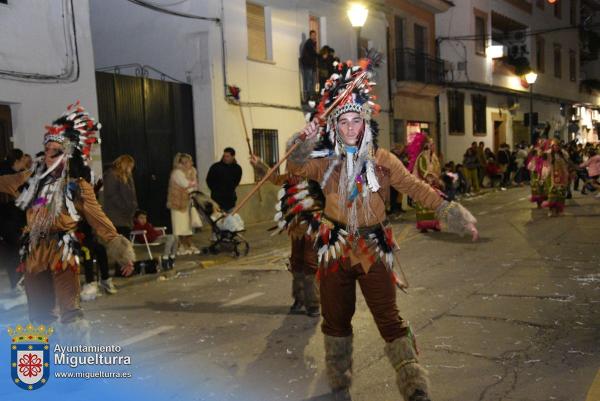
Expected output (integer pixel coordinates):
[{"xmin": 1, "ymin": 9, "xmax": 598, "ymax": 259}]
[{"xmin": 336, "ymin": 112, "xmax": 364, "ymax": 146}]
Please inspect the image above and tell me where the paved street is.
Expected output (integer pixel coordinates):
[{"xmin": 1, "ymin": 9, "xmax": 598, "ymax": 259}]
[{"xmin": 1, "ymin": 187, "xmax": 599, "ymax": 401}]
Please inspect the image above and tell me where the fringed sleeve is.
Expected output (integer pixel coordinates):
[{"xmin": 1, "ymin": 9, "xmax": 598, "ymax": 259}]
[
  {"xmin": 76, "ymin": 179, "xmax": 135, "ymax": 266},
  {"xmin": 286, "ymin": 133, "xmax": 328, "ymax": 183},
  {"xmin": 0, "ymin": 171, "xmax": 30, "ymax": 197},
  {"xmin": 385, "ymin": 150, "xmax": 443, "ymax": 211}
]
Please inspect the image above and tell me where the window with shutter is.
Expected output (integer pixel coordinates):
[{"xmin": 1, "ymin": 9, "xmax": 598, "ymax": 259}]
[
  {"xmin": 448, "ymin": 91, "xmax": 465, "ymax": 135},
  {"xmin": 536, "ymin": 36, "xmax": 545, "ymax": 73},
  {"xmin": 553, "ymin": 44, "xmax": 561, "ymax": 78},
  {"xmin": 569, "ymin": 50, "xmax": 576, "ymax": 82},
  {"xmin": 247, "ymin": 3, "xmax": 267, "ymax": 61},
  {"xmin": 474, "ymin": 8, "xmax": 487, "ymax": 56},
  {"xmin": 472, "ymin": 94, "xmax": 487, "ymax": 136}
]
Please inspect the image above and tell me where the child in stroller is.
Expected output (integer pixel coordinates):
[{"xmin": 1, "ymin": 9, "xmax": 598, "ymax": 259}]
[{"xmin": 190, "ymin": 191, "xmax": 249, "ymax": 257}]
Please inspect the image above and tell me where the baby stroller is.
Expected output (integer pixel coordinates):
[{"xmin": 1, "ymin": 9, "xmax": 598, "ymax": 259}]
[{"xmin": 190, "ymin": 191, "xmax": 250, "ymax": 258}]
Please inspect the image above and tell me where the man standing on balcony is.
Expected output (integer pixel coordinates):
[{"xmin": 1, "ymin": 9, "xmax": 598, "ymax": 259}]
[{"xmin": 300, "ymin": 30, "xmax": 318, "ymax": 102}]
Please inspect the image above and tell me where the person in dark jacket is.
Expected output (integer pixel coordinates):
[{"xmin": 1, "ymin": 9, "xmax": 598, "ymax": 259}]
[
  {"xmin": 102, "ymin": 155, "xmax": 138, "ymax": 237},
  {"xmin": 0, "ymin": 149, "xmax": 29, "ymax": 294},
  {"xmin": 463, "ymin": 145, "xmax": 480, "ymax": 193},
  {"xmin": 300, "ymin": 30, "xmax": 318, "ymax": 102},
  {"xmin": 497, "ymin": 143, "xmax": 511, "ymax": 188},
  {"xmin": 206, "ymin": 147, "xmax": 242, "ymax": 212}
]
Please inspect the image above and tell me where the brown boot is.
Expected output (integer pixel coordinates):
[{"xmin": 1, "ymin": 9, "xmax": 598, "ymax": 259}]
[
  {"xmin": 303, "ymin": 273, "xmax": 320, "ymax": 317},
  {"xmin": 289, "ymin": 272, "xmax": 305, "ymax": 314},
  {"xmin": 324, "ymin": 335, "xmax": 353, "ymax": 400},
  {"xmin": 385, "ymin": 336, "xmax": 431, "ymax": 401}
]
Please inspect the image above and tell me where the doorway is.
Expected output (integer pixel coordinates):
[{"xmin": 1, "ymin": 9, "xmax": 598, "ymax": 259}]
[
  {"xmin": 491, "ymin": 112, "xmax": 506, "ymax": 153},
  {"xmin": 95, "ymin": 72, "xmax": 196, "ymax": 228},
  {"xmin": 0, "ymin": 105, "xmax": 13, "ymax": 161}
]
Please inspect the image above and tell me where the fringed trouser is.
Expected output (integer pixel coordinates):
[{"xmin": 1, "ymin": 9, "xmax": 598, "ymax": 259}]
[{"xmin": 319, "ymin": 260, "xmax": 408, "ymax": 341}]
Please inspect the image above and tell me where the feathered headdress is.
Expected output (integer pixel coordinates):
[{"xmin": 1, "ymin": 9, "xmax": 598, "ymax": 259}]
[
  {"xmin": 314, "ymin": 50, "xmax": 383, "ymax": 156},
  {"xmin": 306, "ymin": 50, "xmax": 384, "ymax": 235},
  {"xmin": 43, "ymin": 100, "xmax": 101, "ymax": 160},
  {"xmin": 16, "ymin": 102, "xmax": 101, "ymax": 247}
]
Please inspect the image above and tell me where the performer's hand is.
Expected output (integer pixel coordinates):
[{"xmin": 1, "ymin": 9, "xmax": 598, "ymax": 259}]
[
  {"xmin": 249, "ymin": 154, "xmax": 259, "ymax": 166},
  {"xmin": 468, "ymin": 223, "xmax": 479, "ymax": 242},
  {"xmin": 121, "ymin": 261, "xmax": 134, "ymax": 277},
  {"xmin": 301, "ymin": 118, "xmax": 320, "ymax": 141}
]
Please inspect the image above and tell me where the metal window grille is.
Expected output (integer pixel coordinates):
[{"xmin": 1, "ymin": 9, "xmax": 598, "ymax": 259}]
[{"xmin": 252, "ymin": 129, "xmax": 279, "ymax": 181}]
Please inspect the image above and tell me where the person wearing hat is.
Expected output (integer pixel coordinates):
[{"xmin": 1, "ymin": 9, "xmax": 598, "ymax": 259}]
[
  {"xmin": 286, "ymin": 60, "xmax": 478, "ymax": 401},
  {"xmin": 0, "ymin": 102, "xmax": 134, "ymax": 343}
]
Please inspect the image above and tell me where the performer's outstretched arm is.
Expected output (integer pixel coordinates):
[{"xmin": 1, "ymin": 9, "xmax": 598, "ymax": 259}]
[
  {"xmin": 0, "ymin": 171, "xmax": 30, "ymax": 197},
  {"xmin": 285, "ymin": 119, "xmax": 328, "ymax": 182},
  {"xmin": 387, "ymin": 152, "xmax": 478, "ymax": 240},
  {"xmin": 76, "ymin": 179, "xmax": 135, "ymax": 276}
]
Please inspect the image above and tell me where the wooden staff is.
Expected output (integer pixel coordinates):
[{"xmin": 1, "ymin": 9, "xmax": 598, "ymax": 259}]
[
  {"xmin": 229, "ymin": 71, "xmax": 368, "ymax": 217},
  {"xmin": 238, "ymin": 104, "xmax": 253, "ymax": 156},
  {"xmin": 237, "ymin": 104, "xmax": 263, "ymax": 201}
]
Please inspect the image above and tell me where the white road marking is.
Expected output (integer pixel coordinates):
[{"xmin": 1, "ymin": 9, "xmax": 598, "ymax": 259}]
[
  {"xmin": 519, "ymin": 197, "xmax": 527, "ymax": 201},
  {"xmin": 220, "ymin": 292, "xmax": 265, "ymax": 307},
  {"xmin": 117, "ymin": 325, "xmax": 175, "ymax": 347},
  {"xmin": 492, "ymin": 205, "xmax": 503, "ymax": 210},
  {"xmin": 479, "ymin": 211, "xmax": 488, "ymax": 215}
]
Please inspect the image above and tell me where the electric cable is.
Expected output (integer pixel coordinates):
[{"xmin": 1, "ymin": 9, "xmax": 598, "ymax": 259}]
[{"xmin": 0, "ymin": 0, "xmax": 80, "ymax": 83}]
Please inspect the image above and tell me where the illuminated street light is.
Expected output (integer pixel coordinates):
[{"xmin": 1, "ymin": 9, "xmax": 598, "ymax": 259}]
[
  {"xmin": 525, "ymin": 71, "xmax": 538, "ymax": 84},
  {"xmin": 347, "ymin": 3, "xmax": 368, "ymax": 27},
  {"xmin": 347, "ymin": 3, "xmax": 368, "ymax": 58},
  {"xmin": 487, "ymin": 45, "xmax": 504, "ymax": 59},
  {"xmin": 524, "ymin": 70, "xmax": 538, "ymax": 143}
]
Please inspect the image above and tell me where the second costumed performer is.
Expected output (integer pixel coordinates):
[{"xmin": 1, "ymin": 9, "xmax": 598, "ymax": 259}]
[
  {"xmin": 250, "ymin": 155, "xmax": 325, "ymax": 317},
  {"xmin": 0, "ymin": 103, "xmax": 134, "ymax": 343},
  {"xmin": 286, "ymin": 60, "xmax": 479, "ymax": 401}
]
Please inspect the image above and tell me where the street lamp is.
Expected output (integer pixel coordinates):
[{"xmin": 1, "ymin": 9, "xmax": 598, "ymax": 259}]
[
  {"xmin": 347, "ymin": 3, "xmax": 368, "ymax": 59},
  {"xmin": 525, "ymin": 71, "xmax": 538, "ymax": 144}
]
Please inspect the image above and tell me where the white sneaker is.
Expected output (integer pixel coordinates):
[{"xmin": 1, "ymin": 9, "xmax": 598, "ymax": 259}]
[
  {"xmin": 188, "ymin": 245, "xmax": 201, "ymax": 255},
  {"xmin": 177, "ymin": 247, "xmax": 191, "ymax": 256},
  {"xmin": 80, "ymin": 283, "xmax": 99, "ymax": 302},
  {"xmin": 99, "ymin": 278, "xmax": 118, "ymax": 295},
  {"xmin": 500, "ymin": 187, "xmax": 507, "ymax": 191}
]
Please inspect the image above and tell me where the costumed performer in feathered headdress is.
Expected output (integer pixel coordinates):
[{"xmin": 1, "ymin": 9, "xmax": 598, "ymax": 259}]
[
  {"xmin": 285, "ymin": 56, "xmax": 478, "ymax": 401},
  {"xmin": 0, "ymin": 102, "xmax": 135, "ymax": 344}
]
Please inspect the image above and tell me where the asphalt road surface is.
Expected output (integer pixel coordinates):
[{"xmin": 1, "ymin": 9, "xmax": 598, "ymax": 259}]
[{"xmin": 1, "ymin": 187, "xmax": 599, "ymax": 401}]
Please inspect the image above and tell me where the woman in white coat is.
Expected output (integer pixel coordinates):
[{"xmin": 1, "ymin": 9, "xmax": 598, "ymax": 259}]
[{"xmin": 167, "ymin": 153, "xmax": 200, "ymax": 255}]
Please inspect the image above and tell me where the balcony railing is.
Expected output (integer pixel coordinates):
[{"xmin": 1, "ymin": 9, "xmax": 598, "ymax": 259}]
[{"xmin": 394, "ymin": 48, "xmax": 445, "ymax": 85}]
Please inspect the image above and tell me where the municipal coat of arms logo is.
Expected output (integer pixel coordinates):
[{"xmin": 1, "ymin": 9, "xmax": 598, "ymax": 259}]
[{"xmin": 8, "ymin": 323, "xmax": 53, "ymax": 390}]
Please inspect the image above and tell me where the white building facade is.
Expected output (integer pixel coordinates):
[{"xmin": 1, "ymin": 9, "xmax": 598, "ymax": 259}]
[
  {"xmin": 0, "ymin": 0, "xmax": 101, "ymax": 170},
  {"xmin": 89, "ymin": 0, "xmax": 391, "ymax": 223},
  {"xmin": 436, "ymin": 0, "xmax": 600, "ymax": 164}
]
